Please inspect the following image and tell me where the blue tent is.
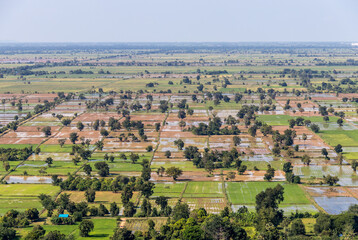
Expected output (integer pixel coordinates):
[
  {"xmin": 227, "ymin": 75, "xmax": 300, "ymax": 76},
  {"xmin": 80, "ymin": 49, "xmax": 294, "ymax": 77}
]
[{"xmin": 58, "ymin": 214, "xmax": 69, "ymax": 218}]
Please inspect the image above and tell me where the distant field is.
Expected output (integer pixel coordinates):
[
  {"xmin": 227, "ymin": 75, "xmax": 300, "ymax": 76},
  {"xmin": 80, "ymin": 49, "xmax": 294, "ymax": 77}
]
[
  {"xmin": 257, "ymin": 115, "xmax": 340, "ymax": 126},
  {"xmin": 319, "ymin": 130, "xmax": 358, "ymax": 147},
  {"xmin": 0, "ymin": 144, "xmax": 36, "ymax": 149}
]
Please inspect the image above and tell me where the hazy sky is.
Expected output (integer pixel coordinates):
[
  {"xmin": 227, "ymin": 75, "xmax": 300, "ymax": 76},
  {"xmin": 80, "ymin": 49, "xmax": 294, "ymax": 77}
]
[{"xmin": 0, "ymin": 0, "xmax": 357, "ymax": 42}]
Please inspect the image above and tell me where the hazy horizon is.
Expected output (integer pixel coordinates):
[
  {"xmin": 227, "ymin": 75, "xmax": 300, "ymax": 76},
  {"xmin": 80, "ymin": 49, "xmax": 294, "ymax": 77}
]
[{"xmin": 0, "ymin": 0, "xmax": 357, "ymax": 43}]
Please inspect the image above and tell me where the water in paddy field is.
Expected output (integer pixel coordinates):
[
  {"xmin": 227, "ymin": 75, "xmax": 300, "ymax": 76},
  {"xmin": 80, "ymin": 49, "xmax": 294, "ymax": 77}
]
[
  {"xmin": 293, "ymin": 165, "xmax": 358, "ymax": 186},
  {"xmin": 343, "ymin": 147, "xmax": 358, "ymax": 152},
  {"xmin": 17, "ymin": 163, "xmax": 48, "ymax": 168},
  {"xmin": 310, "ymin": 93, "xmax": 336, "ymax": 99},
  {"xmin": 231, "ymin": 204, "xmax": 318, "ymax": 215},
  {"xmin": 314, "ymin": 197, "xmax": 358, "ymax": 215},
  {"xmin": 279, "ymin": 205, "xmax": 319, "ymax": 215},
  {"xmin": 231, "ymin": 205, "xmax": 256, "ymax": 212},
  {"xmin": 314, "ymin": 122, "xmax": 357, "ymax": 131},
  {"xmin": 318, "ymin": 102, "xmax": 356, "ymax": 108},
  {"xmin": 4, "ymin": 176, "xmax": 53, "ymax": 184},
  {"xmin": 242, "ymin": 155, "xmax": 274, "ymax": 162}
]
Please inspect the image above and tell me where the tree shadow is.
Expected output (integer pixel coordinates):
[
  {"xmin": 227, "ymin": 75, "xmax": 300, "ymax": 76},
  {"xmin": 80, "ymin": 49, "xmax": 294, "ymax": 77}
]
[{"xmin": 89, "ymin": 234, "xmax": 109, "ymax": 237}]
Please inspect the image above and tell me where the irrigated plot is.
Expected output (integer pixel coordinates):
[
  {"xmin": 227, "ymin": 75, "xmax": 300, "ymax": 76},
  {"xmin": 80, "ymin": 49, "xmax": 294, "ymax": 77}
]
[
  {"xmin": 183, "ymin": 182, "xmax": 224, "ymax": 197},
  {"xmin": 182, "ymin": 198, "xmax": 226, "ymax": 214},
  {"xmin": 314, "ymin": 196, "xmax": 358, "ymax": 215}
]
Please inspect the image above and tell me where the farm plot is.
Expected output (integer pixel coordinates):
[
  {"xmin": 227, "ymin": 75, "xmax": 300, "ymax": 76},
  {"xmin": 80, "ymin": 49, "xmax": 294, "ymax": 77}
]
[
  {"xmin": 72, "ymin": 112, "xmax": 122, "ymax": 125},
  {"xmin": 304, "ymin": 186, "xmax": 358, "ymax": 214},
  {"xmin": 319, "ymin": 129, "xmax": 358, "ymax": 148},
  {"xmin": 71, "ymin": 218, "xmax": 117, "ymax": 240},
  {"xmin": 124, "ymin": 218, "xmax": 167, "ymax": 232},
  {"xmin": 85, "ymin": 152, "xmax": 150, "ymax": 174},
  {"xmin": 182, "ymin": 198, "xmax": 226, "ymax": 214},
  {"xmin": 314, "ymin": 197, "xmax": 358, "ymax": 215},
  {"xmin": 86, "ymin": 160, "xmax": 143, "ymax": 174},
  {"xmin": 60, "ymin": 191, "xmax": 139, "ymax": 211},
  {"xmin": 10, "ymin": 160, "xmax": 80, "ymax": 176},
  {"xmin": 290, "ymin": 126, "xmax": 337, "ymax": 160},
  {"xmin": 215, "ymin": 110, "xmax": 239, "ymax": 119},
  {"xmin": 101, "ymin": 138, "xmax": 155, "ymax": 152},
  {"xmin": 183, "ymin": 182, "xmax": 224, "ymax": 198},
  {"xmin": 0, "ymin": 197, "xmax": 43, "ymax": 215},
  {"xmin": 209, "ymin": 135, "xmax": 234, "ymax": 151},
  {"xmin": 28, "ymin": 152, "xmax": 72, "ymax": 161},
  {"xmin": 47, "ymin": 127, "xmax": 102, "ymax": 145},
  {"xmin": 39, "ymin": 144, "xmax": 78, "ymax": 153},
  {"xmin": 0, "ymin": 126, "xmax": 50, "ymax": 145},
  {"xmin": 129, "ymin": 113, "xmax": 165, "ymax": 126},
  {"xmin": 158, "ymin": 137, "xmax": 207, "ymax": 153},
  {"xmin": 226, "ymin": 182, "xmax": 310, "ymax": 206},
  {"xmin": 233, "ymin": 135, "xmax": 270, "ymax": 155},
  {"xmin": 151, "ymin": 160, "xmax": 201, "ymax": 172},
  {"xmin": 0, "ymin": 160, "xmax": 22, "ymax": 175},
  {"xmin": 152, "ymin": 182, "xmax": 186, "ymax": 198},
  {"xmin": 293, "ymin": 165, "xmax": 358, "ymax": 186},
  {"xmin": 257, "ymin": 115, "xmax": 340, "ymax": 126},
  {"xmin": 0, "ymin": 184, "xmax": 60, "ymax": 214}
]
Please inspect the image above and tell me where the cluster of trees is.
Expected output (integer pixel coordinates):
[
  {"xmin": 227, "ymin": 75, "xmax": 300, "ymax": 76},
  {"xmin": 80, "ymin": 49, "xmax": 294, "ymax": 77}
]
[
  {"xmin": 189, "ymin": 117, "xmax": 240, "ymax": 135},
  {"xmin": 85, "ymin": 97, "xmax": 114, "ymax": 110},
  {"xmin": 288, "ymin": 117, "xmax": 320, "ymax": 133},
  {"xmin": 283, "ymin": 162, "xmax": 301, "ymax": 183},
  {"xmin": 40, "ymin": 192, "xmax": 121, "ymax": 222},
  {"xmin": 184, "ymin": 146, "xmax": 244, "ymax": 173},
  {"xmin": 112, "ymin": 204, "xmax": 248, "ymax": 240},
  {"xmin": 57, "ymin": 174, "xmax": 143, "ymax": 192},
  {"xmin": 0, "ymin": 208, "xmax": 39, "ymax": 229},
  {"xmin": 0, "ymin": 146, "xmax": 33, "ymax": 162},
  {"xmin": 270, "ymin": 129, "xmax": 297, "ymax": 157},
  {"xmin": 0, "ymin": 147, "xmax": 33, "ymax": 171},
  {"xmin": 69, "ymin": 145, "xmax": 93, "ymax": 166},
  {"xmin": 69, "ymin": 69, "xmax": 94, "ymax": 74}
]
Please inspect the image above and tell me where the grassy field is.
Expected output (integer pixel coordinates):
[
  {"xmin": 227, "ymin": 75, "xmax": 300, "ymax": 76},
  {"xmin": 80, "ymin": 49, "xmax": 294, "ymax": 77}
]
[
  {"xmin": 17, "ymin": 219, "xmax": 117, "ymax": 240},
  {"xmin": 226, "ymin": 182, "xmax": 310, "ymax": 205},
  {"xmin": 151, "ymin": 160, "xmax": 203, "ymax": 172},
  {"xmin": 152, "ymin": 182, "xmax": 186, "ymax": 198},
  {"xmin": 257, "ymin": 115, "xmax": 340, "ymax": 126},
  {"xmin": 183, "ymin": 182, "xmax": 224, "ymax": 198},
  {"xmin": 40, "ymin": 144, "xmax": 75, "ymax": 153},
  {"xmin": 0, "ymin": 197, "xmax": 43, "ymax": 215},
  {"xmin": 0, "ymin": 184, "xmax": 60, "ymax": 197},
  {"xmin": 124, "ymin": 217, "xmax": 167, "ymax": 232},
  {"xmin": 319, "ymin": 130, "xmax": 358, "ymax": 147},
  {"xmin": 0, "ymin": 184, "xmax": 60, "ymax": 215},
  {"xmin": 0, "ymin": 144, "xmax": 36, "ymax": 149},
  {"xmin": 11, "ymin": 160, "xmax": 80, "ymax": 176},
  {"xmin": 86, "ymin": 161, "xmax": 143, "ymax": 173}
]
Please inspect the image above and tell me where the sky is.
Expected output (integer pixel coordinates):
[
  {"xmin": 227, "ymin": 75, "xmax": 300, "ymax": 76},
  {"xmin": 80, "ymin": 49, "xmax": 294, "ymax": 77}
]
[{"xmin": 0, "ymin": 0, "xmax": 357, "ymax": 42}]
